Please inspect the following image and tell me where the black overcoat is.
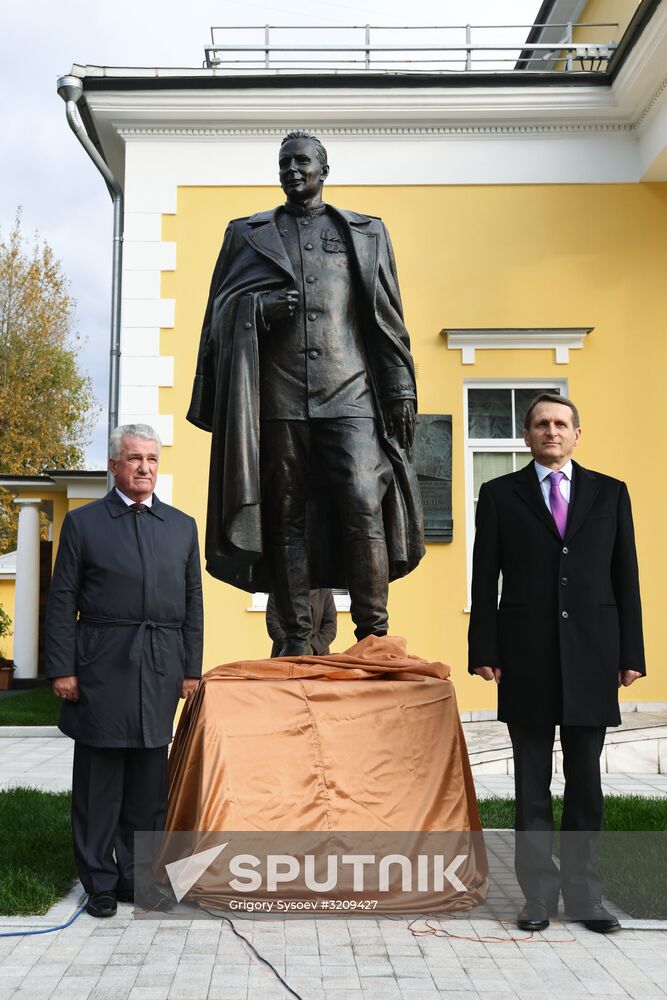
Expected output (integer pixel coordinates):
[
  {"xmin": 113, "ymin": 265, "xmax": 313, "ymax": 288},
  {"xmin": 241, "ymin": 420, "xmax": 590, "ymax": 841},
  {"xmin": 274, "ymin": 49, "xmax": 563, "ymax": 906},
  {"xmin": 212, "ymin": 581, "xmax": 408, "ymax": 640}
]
[
  {"xmin": 186, "ymin": 205, "xmax": 425, "ymax": 592},
  {"xmin": 45, "ymin": 491, "xmax": 203, "ymax": 748},
  {"xmin": 266, "ymin": 589, "xmax": 337, "ymax": 657},
  {"xmin": 468, "ymin": 461, "xmax": 645, "ymax": 726}
]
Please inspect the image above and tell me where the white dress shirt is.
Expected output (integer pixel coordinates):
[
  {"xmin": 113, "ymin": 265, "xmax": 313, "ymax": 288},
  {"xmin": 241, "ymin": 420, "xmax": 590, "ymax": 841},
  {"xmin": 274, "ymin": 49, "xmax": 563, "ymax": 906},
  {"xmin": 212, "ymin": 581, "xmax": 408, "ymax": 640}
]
[
  {"xmin": 115, "ymin": 488, "xmax": 153, "ymax": 508},
  {"xmin": 534, "ymin": 459, "xmax": 572, "ymax": 511}
]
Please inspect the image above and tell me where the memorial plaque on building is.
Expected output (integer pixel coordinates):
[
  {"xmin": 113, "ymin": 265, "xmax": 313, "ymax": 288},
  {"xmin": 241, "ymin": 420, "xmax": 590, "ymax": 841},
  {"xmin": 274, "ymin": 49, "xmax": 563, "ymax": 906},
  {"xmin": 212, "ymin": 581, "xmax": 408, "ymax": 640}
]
[{"xmin": 414, "ymin": 415, "xmax": 453, "ymax": 542}]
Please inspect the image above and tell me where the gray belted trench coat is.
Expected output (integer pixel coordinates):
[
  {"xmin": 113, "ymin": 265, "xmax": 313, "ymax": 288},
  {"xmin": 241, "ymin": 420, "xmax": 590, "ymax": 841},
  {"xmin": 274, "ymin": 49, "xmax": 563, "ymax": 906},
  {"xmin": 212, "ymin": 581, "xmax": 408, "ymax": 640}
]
[{"xmin": 45, "ymin": 490, "xmax": 203, "ymax": 748}]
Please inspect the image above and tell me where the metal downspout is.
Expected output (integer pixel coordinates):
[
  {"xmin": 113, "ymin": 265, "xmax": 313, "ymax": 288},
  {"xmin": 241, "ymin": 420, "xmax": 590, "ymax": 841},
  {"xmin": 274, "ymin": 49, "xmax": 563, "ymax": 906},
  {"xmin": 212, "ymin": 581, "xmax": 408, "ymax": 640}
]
[{"xmin": 57, "ymin": 74, "xmax": 123, "ymax": 490}]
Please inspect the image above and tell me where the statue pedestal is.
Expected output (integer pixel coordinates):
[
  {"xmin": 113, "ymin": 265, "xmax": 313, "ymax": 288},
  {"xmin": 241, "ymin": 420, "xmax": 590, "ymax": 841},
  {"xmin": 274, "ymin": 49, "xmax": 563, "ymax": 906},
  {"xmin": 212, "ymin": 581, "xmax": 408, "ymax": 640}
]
[{"xmin": 163, "ymin": 635, "xmax": 488, "ymax": 913}]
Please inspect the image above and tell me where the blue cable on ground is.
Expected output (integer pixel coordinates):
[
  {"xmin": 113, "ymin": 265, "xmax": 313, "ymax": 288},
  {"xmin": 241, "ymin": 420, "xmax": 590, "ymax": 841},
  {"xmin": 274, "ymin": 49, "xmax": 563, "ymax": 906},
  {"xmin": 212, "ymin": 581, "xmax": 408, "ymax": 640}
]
[{"xmin": 0, "ymin": 904, "xmax": 86, "ymax": 937}]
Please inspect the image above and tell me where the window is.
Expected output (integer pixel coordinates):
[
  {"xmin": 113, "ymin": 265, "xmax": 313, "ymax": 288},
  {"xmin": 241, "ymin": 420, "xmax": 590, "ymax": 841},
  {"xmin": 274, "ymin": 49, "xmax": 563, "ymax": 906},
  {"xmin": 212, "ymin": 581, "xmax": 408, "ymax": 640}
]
[
  {"xmin": 464, "ymin": 380, "xmax": 567, "ymax": 607},
  {"xmin": 249, "ymin": 591, "xmax": 351, "ymax": 612}
]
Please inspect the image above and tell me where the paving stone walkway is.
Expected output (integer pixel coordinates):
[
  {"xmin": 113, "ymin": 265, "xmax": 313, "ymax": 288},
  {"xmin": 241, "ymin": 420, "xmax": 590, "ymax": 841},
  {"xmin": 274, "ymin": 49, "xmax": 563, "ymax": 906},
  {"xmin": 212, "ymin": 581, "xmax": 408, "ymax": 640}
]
[
  {"xmin": 2, "ymin": 903, "xmax": 667, "ymax": 1000},
  {"xmin": 1, "ymin": 733, "xmax": 666, "ymax": 999}
]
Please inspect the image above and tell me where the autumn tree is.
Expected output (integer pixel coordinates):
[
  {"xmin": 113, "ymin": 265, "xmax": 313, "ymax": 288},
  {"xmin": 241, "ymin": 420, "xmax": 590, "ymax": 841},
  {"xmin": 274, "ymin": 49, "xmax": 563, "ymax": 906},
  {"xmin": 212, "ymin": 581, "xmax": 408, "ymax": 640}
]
[{"xmin": 0, "ymin": 213, "xmax": 99, "ymax": 552}]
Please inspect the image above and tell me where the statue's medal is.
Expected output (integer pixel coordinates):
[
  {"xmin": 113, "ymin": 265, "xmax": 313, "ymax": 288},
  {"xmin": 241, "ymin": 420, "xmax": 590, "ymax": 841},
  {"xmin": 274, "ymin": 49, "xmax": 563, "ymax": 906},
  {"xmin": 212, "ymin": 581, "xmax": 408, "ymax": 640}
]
[{"xmin": 320, "ymin": 228, "xmax": 348, "ymax": 254}]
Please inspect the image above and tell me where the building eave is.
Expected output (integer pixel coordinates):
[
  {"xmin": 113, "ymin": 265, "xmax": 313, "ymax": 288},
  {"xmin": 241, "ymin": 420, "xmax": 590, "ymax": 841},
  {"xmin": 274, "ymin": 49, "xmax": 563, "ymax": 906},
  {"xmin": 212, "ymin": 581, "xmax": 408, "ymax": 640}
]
[
  {"xmin": 0, "ymin": 472, "xmax": 106, "ymax": 498},
  {"xmin": 62, "ymin": 0, "xmax": 667, "ymax": 185}
]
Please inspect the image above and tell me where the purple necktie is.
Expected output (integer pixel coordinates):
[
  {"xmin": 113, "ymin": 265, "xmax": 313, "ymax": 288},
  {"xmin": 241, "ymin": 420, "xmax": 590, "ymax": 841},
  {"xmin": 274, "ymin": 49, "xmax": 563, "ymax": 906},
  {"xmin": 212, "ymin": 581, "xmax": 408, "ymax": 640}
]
[{"xmin": 548, "ymin": 471, "xmax": 568, "ymax": 538}]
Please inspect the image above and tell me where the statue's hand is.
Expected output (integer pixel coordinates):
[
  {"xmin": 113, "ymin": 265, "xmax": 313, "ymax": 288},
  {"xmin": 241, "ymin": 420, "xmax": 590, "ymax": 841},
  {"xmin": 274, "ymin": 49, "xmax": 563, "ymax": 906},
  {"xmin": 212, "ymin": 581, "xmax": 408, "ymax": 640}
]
[
  {"xmin": 261, "ymin": 288, "xmax": 299, "ymax": 324},
  {"xmin": 384, "ymin": 399, "xmax": 416, "ymax": 459}
]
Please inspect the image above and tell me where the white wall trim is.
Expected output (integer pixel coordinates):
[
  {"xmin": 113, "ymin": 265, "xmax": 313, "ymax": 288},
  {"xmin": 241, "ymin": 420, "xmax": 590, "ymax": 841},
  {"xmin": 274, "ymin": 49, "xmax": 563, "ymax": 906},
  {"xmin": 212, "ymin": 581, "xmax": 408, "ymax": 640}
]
[
  {"xmin": 443, "ymin": 327, "xmax": 593, "ymax": 365},
  {"xmin": 122, "ymin": 356, "xmax": 174, "ymax": 387},
  {"xmin": 0, "ymin": 549, "xmax": 17, "ymax": 580},
  {"xmin": 156, "ymin": 473, "xmax": 173, "ymax": 505},
  {"xmin": 119, "ymin": 193, "xmax": 175, "ymax": 453},
  {"xmin": 247, "ymin": 592, "xmax": 351, "ymax": 613},
  {"xmin": 634, "ymin": 76, "xmax": 667, "ymax": 131},
  {"xmin": 117, "ymin": 122, "xmax": 634, "ymax": 139},
  {"xmin": 66, "ymin": 482, "xmax": 107, "ymax": 500}
]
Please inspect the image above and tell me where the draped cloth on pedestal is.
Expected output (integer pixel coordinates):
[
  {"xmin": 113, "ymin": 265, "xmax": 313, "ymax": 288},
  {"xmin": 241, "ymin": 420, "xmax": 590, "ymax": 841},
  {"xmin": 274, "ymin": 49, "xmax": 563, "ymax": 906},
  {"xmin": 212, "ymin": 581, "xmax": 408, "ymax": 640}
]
[{"xmin": 164, "ymin": 635, "xmax": 488, "ymax": 912}]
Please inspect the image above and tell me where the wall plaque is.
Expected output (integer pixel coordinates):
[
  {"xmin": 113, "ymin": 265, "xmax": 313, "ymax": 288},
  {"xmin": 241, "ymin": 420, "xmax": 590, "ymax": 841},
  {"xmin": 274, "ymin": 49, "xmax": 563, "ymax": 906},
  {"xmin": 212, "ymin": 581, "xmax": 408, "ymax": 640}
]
[{"xmin": 414, "ymin": 415, "xmax": 453, "ymax": 542}]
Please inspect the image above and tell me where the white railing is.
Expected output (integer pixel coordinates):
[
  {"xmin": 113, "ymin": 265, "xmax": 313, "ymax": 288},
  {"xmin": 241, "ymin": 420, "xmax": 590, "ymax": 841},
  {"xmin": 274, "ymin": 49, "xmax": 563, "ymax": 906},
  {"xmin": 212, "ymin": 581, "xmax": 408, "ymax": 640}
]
[{"xmin": 204, "ymin": 23, "xmax": 619, "ymax": 74}]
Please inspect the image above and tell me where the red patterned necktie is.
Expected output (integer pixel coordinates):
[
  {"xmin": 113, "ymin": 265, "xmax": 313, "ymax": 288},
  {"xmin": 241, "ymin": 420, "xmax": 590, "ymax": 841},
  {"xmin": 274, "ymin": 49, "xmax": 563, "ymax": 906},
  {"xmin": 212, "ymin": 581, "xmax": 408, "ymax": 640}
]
[{"xmin": 130, "ymin": 502, "xmax": 147, "ymax": 513}]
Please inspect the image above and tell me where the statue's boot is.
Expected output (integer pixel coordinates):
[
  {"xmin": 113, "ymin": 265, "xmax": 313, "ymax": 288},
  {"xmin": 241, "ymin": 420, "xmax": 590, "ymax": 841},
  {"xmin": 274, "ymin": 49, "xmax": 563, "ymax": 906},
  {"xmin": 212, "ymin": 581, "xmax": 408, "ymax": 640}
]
[
  {"xmin": 345, "ymin": 538, "xmax": 390, "ymax": 641},
  {"xmin": 268, "ymin": 543, "xmax": 313, "ymax": 656}
]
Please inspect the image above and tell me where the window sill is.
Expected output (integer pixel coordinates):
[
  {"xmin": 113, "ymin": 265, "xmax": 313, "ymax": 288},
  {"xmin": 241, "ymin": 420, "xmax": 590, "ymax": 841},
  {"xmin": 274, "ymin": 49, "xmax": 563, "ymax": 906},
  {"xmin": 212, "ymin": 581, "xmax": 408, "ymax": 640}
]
[{"xmin": 247, "ymin": 594, "xmax": 351, "ymax": 613}]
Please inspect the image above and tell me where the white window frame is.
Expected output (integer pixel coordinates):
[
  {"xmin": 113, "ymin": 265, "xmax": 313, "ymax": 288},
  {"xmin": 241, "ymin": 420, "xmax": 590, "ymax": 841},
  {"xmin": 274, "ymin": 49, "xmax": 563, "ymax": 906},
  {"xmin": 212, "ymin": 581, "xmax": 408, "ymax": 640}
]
[
  {"xmin": 248, "ymin": 592, "xmax": 351, "ymax": 613},
  {"xmin": 464, "ymin": 378, "xmax": 568, "ymax": 610}
]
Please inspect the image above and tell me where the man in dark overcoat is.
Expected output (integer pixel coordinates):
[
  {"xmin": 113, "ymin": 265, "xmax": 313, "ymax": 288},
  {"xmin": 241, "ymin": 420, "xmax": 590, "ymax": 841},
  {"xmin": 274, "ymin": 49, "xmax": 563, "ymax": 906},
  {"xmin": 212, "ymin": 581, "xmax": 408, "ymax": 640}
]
[
  {"xmin": 187, "ymin": 130, "xmax": 424, "ymax": 655},
  {"xmin": 468, "ymin": 393, "xmax": 645, "ymax": 933},
  {"xmin": 45, "ymin": 424, "xmax": 203, "ymax": 917},
  {"xmin": 266, "ymin": 589, "xmax": 337, "ymax": 657}
]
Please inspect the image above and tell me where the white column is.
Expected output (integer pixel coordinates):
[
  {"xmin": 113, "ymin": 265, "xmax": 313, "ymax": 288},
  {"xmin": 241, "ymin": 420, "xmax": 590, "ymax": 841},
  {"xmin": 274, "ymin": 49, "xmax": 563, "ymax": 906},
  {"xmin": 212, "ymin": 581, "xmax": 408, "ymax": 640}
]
[{"xmin": 13, "ymin": 498, "xmax": 42, "ymax": 680}]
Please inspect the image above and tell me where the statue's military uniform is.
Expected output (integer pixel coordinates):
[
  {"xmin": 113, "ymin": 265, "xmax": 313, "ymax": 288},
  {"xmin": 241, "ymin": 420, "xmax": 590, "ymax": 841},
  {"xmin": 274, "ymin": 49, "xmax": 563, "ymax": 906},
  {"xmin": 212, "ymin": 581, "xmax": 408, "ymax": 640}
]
[
  {"xmin": 259, "ymin": 202, "xmax": 411, "ymax": 644},
  {"xmin": 188, "ymin": 199, "xmax": 425, "ymax": 646},
  {"xmin": 259, "ymin": 203, "xmax": 376, "ymax": 420}
]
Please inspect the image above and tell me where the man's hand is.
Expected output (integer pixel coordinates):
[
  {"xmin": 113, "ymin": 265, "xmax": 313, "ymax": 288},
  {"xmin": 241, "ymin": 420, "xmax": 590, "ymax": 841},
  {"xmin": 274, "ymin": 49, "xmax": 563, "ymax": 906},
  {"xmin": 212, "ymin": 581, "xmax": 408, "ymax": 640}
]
[
  {"xmin": 53, "ymin": 676, "xmax": 79, "ymax": 702},
  {"xmin": 181, "ymin": 678, "xmax": 200, "ymax": 699},
  {"xmin": 261, "ymin": 288, "xmax": 299, "ymax": 324},
  {"xmin": 384, "ymin": 399, "xmax": 416, "ymax": 458},
  {"xmin": 473, "ymin": 666, "xmax": 502, "ymax": 684},
  {"xmin": 618, "ymin": 669, "xmax": 643, "ymax": 687}
]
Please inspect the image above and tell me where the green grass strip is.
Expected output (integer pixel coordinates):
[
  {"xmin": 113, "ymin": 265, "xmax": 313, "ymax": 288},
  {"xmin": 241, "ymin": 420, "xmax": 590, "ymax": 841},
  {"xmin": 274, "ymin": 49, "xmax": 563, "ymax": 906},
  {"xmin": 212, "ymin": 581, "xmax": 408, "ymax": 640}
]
[
  {"xmin": 0, "ymin": 687, "xmax": 61, "ymax": 727},
  {"xmin": 0, "ymin": 790, "xmax": 665, "ymax": 917},
  {"xmin": 0, "ymin": 788, "xmax": 75, "ymax": 916},
  {"xmin": 477, "ymin": 794, "xmax": 667, "ymax": 831},
  {"xmin": 478, "ymin": 795, "xmax": 667, "ymax": 918}
]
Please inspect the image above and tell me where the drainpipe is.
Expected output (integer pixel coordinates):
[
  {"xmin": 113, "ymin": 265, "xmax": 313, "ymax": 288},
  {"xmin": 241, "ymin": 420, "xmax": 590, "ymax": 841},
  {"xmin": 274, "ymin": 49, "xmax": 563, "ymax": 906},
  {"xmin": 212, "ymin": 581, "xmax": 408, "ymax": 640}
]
[{"xmin": 57, "ymin": 74, "xmax": 123, "ymax": 490}]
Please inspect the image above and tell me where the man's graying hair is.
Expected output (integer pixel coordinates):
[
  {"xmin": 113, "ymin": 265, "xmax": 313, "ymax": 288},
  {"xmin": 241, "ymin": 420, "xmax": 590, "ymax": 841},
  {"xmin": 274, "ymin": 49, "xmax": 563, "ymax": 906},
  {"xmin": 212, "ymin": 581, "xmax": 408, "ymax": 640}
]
[
  {"xmin": 281, "ymin": 130, "xmax": 328, "ymax": 168},
  {"xmin": 109, "ymin": 424, "xmax": 162, "ymax": 459}
]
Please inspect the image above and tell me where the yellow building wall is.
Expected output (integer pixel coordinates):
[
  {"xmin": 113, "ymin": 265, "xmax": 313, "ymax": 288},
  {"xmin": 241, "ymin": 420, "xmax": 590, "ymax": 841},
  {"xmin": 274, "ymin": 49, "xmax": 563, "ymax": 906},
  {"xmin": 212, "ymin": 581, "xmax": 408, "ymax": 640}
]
[
  {"xmin": 51, "ymin": 494, "xmax": 70, "ymax": 564},
  {"xmin": 0, "ymin": 578, "xmax": 15, "ymax": 659},
  {"xmin": 551, "ymin": 1, "xmax": 636, "ymax": 70},
  {"xmin": 0, "ymin": 491, "xmax": 98, "ymax": 663},
  {"xmin": 574, "ymin": 0, "xmax": 638, "ymax": 45},
  {"xmin": 161, "ymin": 181, "xmax": 667, "ymax": 712}
]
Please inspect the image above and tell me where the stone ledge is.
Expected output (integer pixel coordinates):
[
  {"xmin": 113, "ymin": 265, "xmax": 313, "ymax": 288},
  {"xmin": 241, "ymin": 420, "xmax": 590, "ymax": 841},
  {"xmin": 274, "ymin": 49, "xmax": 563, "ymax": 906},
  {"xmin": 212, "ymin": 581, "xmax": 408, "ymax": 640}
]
[
  {"xmin": 0, "ymin": 726, "xmax": 64, "ymax": 738},
  {"xmin": 471, "ymin": 730, "xmax": 667, "ymax": 775}
]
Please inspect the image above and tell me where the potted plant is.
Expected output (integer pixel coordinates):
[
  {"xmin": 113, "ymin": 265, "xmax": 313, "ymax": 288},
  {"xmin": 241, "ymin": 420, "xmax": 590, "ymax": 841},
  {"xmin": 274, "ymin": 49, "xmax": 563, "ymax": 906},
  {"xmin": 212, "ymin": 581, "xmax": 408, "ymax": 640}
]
[{"xmin": 0, "ymin": 606, "xmax": 13, "ymax": 690}]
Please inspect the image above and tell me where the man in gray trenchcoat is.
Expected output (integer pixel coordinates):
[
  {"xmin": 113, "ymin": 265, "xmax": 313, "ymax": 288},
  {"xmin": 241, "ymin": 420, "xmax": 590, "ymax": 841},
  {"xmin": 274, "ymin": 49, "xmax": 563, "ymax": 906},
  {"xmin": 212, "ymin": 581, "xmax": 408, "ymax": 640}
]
[{"xmin": 45, "ymin": 424, "xmax": 203, "ymax": 917}]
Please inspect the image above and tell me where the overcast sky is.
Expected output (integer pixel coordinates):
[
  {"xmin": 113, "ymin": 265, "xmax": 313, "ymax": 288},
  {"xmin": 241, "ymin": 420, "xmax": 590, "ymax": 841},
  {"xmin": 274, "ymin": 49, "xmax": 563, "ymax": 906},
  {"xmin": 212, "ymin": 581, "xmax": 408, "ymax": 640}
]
[{"xmin": 0, "ymin": 0, "xmax": 540, "ymax": 467}]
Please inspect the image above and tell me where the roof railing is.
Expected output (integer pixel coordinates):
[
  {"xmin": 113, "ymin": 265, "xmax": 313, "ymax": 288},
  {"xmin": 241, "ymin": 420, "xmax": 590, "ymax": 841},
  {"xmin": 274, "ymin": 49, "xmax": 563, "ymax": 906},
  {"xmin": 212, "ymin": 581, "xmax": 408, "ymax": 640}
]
[{"xmin": 204, "ymin": 23, "xmax": 619, "ymax": 74}]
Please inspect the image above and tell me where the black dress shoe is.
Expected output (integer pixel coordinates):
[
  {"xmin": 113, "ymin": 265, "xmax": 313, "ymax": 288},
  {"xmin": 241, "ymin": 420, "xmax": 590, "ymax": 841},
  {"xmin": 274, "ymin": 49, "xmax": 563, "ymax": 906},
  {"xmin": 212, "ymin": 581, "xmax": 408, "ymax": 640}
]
[
  {"xmin": 115, "ymin": 887, "xmax": 133, "ymax": 903},
  {"xmin": 567, "ymin": 901, "xmax": 621, "ymax": 934},
  {"xmin": 517, "ymin": 898, "xmax": 558, "ymax": 931},
  {"xmin": 86, "ymin": 892, "xmax": 117, "ymax": 918}
]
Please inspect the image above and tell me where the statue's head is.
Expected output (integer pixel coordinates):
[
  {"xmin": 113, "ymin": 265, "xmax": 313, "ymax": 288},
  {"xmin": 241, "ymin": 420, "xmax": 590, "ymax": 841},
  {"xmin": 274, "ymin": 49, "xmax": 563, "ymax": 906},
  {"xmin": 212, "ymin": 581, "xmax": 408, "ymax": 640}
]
[{"xmin": 279, "ymin": 130, "xmax": 330, "ymax": 203}]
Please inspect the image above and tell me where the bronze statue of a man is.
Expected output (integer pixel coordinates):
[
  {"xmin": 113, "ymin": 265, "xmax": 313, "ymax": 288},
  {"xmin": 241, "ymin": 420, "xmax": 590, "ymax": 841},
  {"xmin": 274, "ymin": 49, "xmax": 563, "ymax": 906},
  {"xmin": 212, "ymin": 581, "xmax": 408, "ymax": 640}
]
[{"xmin": 188, "ymin": 130, "xmax": 424, "ymax": 655}]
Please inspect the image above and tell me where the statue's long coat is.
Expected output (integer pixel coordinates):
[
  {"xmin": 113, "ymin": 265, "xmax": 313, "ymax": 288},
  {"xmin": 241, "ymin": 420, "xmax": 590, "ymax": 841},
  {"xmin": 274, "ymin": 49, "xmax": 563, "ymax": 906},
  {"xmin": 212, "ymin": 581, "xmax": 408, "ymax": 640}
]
[{"xmin": 187, "ymin": 205, "xmax": 425, "ymax": 592}]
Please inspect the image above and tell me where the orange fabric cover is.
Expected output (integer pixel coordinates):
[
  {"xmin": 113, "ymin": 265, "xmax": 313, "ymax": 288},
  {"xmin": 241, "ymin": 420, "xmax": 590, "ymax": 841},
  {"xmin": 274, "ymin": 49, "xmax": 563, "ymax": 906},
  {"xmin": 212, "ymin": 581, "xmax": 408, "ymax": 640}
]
[{"xmin": 167, "ymin": 635, "xmax": 483, "ymax": 835}]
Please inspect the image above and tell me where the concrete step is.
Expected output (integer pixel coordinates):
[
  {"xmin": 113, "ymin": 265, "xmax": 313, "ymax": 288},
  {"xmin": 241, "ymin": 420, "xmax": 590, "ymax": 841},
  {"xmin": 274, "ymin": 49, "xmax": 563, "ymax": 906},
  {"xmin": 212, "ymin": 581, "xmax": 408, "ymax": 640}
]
[{"xmin": 464, "ymin": 710, "xmax": 667, "ymax": 775}]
